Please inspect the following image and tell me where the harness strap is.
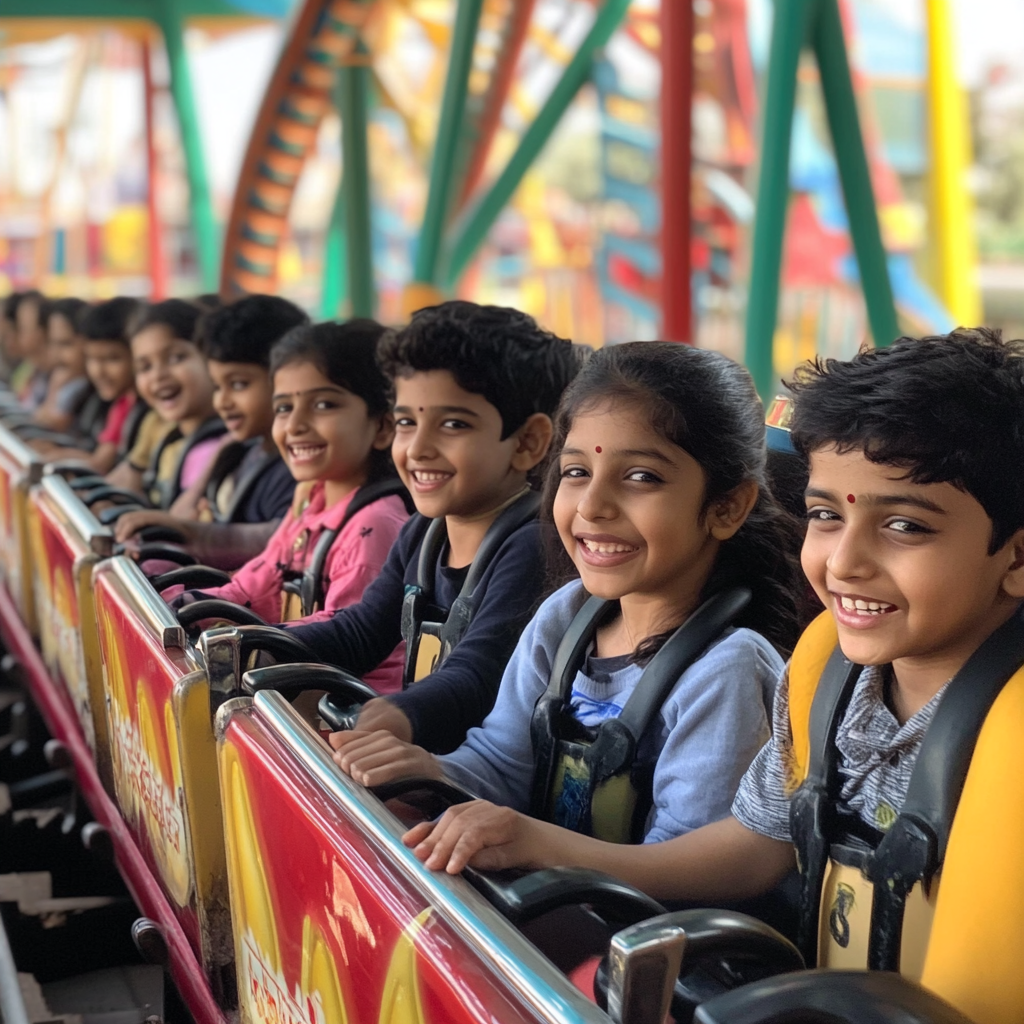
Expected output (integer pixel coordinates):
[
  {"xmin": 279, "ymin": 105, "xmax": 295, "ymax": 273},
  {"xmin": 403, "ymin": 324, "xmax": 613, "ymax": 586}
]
[
  {"xmin": 439, "ymin": 490, "xmax": 541, "ymax": 651},
  {"xmin": 286, "ymin": 478, "xmax": 413, "ymax": 618},
  {"xmin": 528, "ymin": 594, "xmax": 613, "ymax": 819},
  {"xmin": 790, "ymin": 646, "xmax": 862, "ymax": 966},
  {"xmin": 528, "ymin": 587, "xmax": 752, "ymax": 831},
  {"xmin": 866, "ymin": 605, "xmax": 1024, "ymax": 970},
  {"xmin": 400, "ymin": 516, "xmax": 448, "ymax": 645},
  {"xmin": 150, "ymin": 416, "xmax": 227, "ymax": 510}
]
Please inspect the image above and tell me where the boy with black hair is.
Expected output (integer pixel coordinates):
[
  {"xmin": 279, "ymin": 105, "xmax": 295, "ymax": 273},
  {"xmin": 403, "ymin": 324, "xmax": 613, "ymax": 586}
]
[
  {"xmin": 288, "ymin": 301, "xmax": 580, "ymax": 753},
  {"xmin": 398, "ymin": 327, "xmax": 1024, "ymax": 1024},
  {"xmin": 114, "ymin": 294, "xmax": 308, "ymax": 568},
  {"xmin": 12, "ymin": 290, "xmax": 50, "ymax": 408}
]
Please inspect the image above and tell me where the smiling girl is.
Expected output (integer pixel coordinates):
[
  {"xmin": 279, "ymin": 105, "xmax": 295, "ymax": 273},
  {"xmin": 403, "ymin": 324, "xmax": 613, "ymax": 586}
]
[
  {"xmin": 331, "ymin": 342, "xmax": 801, "ymax": 859},
  {"xmin": 168, "ymin": 320, "xmax": 409, "ymax": 692}
]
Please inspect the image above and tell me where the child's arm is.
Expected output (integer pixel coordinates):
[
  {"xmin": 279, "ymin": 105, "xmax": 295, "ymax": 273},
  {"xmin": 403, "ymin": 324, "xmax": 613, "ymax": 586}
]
[
  {"xmin": 404, "ymin": 805, "xmax": 796, "ymax": 903},
  {"xmin": 381, "ymin": 521, "xmax": 548, "ymax": 753}
]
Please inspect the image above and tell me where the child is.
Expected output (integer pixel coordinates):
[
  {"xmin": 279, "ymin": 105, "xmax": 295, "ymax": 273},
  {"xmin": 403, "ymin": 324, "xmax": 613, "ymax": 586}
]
[
  {"xmin": 286, "ymin": 301, "xmax": 580, "ymax": 753},
  {"xmin": 331, "ymin": 342, "xmax": 799, "ymax": 849},
  {"xmin": 114, "ymin": 294, "xmax": 307, "ymax": 566},
  {"xmin": 107, "ymin": 299, "xmax": 225, "ymax": 509},
  {"xmin": 169, "ymin": 320, "xmax": 410, "ymax": 691},
  {"xmin": 13, "ymin": 290, "xmax": 50, "ymax": 409},
  {"xmin": 27, "ymin": 298, "xmax": 94, "ymax": 436},
  {"xmin": 400, "ymin": 329, "xmax": 1024, "ymax": 1024}
]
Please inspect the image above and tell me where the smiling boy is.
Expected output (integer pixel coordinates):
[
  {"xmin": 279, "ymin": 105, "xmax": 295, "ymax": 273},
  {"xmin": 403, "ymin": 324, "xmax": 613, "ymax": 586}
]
[
  {"xmin": 287, "ymin": 301, "xmax": 579, "ymax": 752},
  {"xmin": 393, "ymin": 329, "xmax": 1024, "ymax": 1023}
]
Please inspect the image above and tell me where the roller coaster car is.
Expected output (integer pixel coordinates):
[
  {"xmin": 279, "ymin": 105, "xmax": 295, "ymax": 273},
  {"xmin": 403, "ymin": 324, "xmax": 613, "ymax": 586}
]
[
  {"xmin": 214, "ymin": 689, "xmax": 974, "ymax": 1024},
  {"xmin": 0, "ymin": 424, "xmax": 44, "ymax": 633}
]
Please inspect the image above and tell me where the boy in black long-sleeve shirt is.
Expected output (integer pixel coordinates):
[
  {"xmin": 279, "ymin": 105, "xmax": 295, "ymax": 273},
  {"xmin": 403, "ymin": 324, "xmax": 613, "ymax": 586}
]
[{"xmin": 287, "ymin": 302, "xmax": 579, "ymax": 752}]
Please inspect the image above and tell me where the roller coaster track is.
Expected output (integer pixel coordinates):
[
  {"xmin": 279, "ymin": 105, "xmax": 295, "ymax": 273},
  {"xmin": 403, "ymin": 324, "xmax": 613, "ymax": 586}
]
[{"xmin": 220, "ymin": 0, "xmax": 536, "ymax": 296}]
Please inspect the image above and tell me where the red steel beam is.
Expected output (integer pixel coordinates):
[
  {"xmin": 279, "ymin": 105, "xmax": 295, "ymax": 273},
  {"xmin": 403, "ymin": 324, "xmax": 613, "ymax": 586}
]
[{"xmin": 660, "ymin": 0, "xmax": 694, "ymax": 342}]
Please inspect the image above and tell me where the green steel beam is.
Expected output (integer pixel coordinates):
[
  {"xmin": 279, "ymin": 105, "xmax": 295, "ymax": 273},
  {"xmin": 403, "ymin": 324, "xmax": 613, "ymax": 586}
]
[
  {"xmin": 443, "ymin": 0, "xmax": 631, "ymax": 288},
  {"xmin": 158, "ymin": 3, "xmax": 219, "ymax": 291},
  {"xmin": 812, "ymin": 0, "xmax": 899, "ymax": 348},
  {"xmin": 320, "ymin": 165, "xmax": 347, "ymax": 319},
  {"xmin": 338, "ymin": 50, "xmax": 375, "ymax": 317},
  {"xmin": 0, "ymin": 0, "xmax": 286, "ymax": 16},
  {"xmin": 412, "ymin": 0, "xmax": 485, "ymax": 285},
  {"xmin": 743, "ymin": 0, "xmax": 813, "ymax": 400}
]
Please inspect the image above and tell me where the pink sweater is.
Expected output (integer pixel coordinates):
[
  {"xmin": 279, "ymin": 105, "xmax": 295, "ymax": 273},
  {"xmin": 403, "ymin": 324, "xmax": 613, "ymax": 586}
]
[{"xmin": 194, "ymin": 482, "xmax": 408, "ymax": 692}]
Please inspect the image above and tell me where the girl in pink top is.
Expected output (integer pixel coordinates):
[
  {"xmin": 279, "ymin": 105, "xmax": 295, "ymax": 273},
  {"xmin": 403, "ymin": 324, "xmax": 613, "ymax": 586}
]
[{"xmin": 168, "ymin": 320, "xmax": 409, "ymax": 693}]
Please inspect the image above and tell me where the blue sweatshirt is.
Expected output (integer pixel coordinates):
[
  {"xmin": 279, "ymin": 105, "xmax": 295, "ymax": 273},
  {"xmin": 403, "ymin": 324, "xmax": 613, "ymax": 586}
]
[
  {"xmin": 439, "ymin": 580, "xmax": 784, "ymax": 843},
  {"xmin": 287, "ymin": 513, "xmax": 547, "ymax": 753}
]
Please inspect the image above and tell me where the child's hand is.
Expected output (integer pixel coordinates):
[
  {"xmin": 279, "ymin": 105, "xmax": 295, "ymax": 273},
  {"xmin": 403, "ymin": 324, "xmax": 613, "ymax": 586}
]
[
  {"xmin": 354, "ymin": 697, "xmax": 413, "ymax": 742},
  {"xmin": 114, "ymin": 510, "xmax": 191, "ymax": 544},
  {"xmin": 402, "ymin": 801, "xmax": 548, "ymax": 874},
  {"xmin": 329, "ymin": 729, "xmax": 440, "ymax": 788}
]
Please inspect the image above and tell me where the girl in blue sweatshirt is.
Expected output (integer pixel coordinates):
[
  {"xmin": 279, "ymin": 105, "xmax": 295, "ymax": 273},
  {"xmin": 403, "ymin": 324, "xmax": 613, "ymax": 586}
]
[{"xmin": 332, "ymin": 342, "xmax": 802, "ymax": 861}]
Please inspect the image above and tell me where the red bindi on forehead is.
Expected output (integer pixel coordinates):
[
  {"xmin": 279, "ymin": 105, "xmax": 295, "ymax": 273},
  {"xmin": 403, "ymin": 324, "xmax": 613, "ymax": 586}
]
[
  {"xmin": 595, "ymin": 446, "xmax": 602, "ymax": 453},
  {"xmin": 847, "ymin": 494, "xmax": 856, "ymax": 503}
]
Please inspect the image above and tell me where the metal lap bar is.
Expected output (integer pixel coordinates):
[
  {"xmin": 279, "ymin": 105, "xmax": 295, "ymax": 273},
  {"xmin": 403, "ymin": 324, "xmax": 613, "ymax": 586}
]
[
  {"xmin": 39, "ymin": 475, "xmax": 113, "ymax": 556},
  {"xmin": 110, "ymin": 557, "xmax": 186, "ymax": 650},
  {"xmin": 251, "ymin": 689, "xmax": 609, "ymax": 1024},
  {"xmin": 0, "ymin": 905, "xmax": 30, "ymax": 1024}
]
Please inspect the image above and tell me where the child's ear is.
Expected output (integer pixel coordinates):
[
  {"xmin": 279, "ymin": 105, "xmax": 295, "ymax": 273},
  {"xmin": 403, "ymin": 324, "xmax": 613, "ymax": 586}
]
[
  {"xmin": 999, "ymin": 527, "xmax": 1024, "ymax": 599},
  {"xmin": 707, "ymin": 480, "xmax": 759, "ymax": 541},
  {"xmin": 510, "ymin": 413, "xmax": 554, "ymax": 472},
  {"xmin": 372, "ymin": 411, "xmax": 395, "ymax": 452}
]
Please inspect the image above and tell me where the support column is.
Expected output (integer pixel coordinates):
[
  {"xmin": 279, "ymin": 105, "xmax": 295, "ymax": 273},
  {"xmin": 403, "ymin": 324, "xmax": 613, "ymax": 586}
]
[
  {"xmin": 743, "ymin": 0, "xmax": 813, "ymax": 399},
  {"xmin": 410, "ymin": 0, "xmax": 486, "ymax": 293},
  {"xmin": 660, "ymin": 0, "xmax": 694, "ymax": 342},
  {"xmin": 320, "ymin": 171, "xmax": 347, "ymax": 319},
  {"xmin": 158, "ymin": 5, "xmax": 218, "ymax": 292},
  {"xmin": 445, "ymin": 0, "xmax": 632, "ymax": 287},
  {"xmin": 339, "ymin": 48, "xmax": 375, "ymax": 318},
  {"xmin": 142, "ymin": 37, "xmax": 168, "ymax": 300},
  {"xmin": 813, "ymin": 0, "xmax": 899, "ymax": 348}
]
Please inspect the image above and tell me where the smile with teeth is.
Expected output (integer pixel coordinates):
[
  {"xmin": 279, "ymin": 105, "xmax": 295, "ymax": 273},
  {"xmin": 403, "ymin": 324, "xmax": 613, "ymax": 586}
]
[
  {"xmin": 580, "ymin": 538, "xmax": 637, "ymax": 554},
  {"xmin": 836, "ymin": 595, "xmax": 896, "ymax": 615},
  {"xmin": 412, "ymin": 470, "xmax": 451, "ymax": 482},
  {"xmin": 288, "ymin": 443, "xmax": 326, "ymax": 461}
]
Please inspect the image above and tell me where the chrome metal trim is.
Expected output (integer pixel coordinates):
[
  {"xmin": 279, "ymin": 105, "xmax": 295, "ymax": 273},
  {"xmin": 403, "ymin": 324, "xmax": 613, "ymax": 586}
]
[
  {"xmin": 0, "ymin": 900, "xmax": 30, "ymax": 1024},
  {"xmin": 214, "ymin": 696, "xmax": 253, "ymax": 741},
  {"xmin": 606, "ymin": 919, "xmax": 687, "ymax": 1024},
  {"xmin": 109, "ymin": 556, "xmax": 187, "ymax": 650},
  {"xmin": 200, "ymin": 627, "xmax": 242, "ymax": 699},
  {"xmin": 253, "ymin": 690, "xmax": 610, "ymax": 1024},
  {"xmin": 40, "ymin": 474, "xmax": 114, "ymax": 556},
  {"xmin": 0, "ymin": 425, "xmax": 43, "ymax": 483}
]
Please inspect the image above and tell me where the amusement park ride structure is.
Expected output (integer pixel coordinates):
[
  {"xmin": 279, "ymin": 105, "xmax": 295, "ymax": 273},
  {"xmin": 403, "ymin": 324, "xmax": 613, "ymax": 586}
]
[{"xmin": 0, "ymin": 0, "xmax": 981, "ymax": 397}]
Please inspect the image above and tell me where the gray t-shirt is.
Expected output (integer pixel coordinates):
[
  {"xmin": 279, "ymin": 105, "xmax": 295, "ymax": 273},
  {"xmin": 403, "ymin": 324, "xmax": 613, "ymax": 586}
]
[
  {"xmin": 441, "ymin": 580, "xmax": 784, "ymax": 843},
  {"xmin": 732, "ymin": 663, "xmax": 949, "ymax": 841}
]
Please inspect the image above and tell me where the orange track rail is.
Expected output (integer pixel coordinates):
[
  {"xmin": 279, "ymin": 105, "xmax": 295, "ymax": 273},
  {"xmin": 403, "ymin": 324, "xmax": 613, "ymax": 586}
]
[{"xmin": 220, "ymin": 0, "xmax": 376, "ymax": 295}]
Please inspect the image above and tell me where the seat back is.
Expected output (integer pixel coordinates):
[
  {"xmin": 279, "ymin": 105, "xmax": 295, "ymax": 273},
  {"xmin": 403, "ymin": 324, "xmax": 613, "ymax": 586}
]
[
  {"xmin": 0, "ymin": 424, "xmax": 43, "ymax": 633},
  {"xmin": 27, "ymin": 474, "xmax": 113, "ymax": 772},
  {"xmin": 217, "ymin": 689, "xmax": 610, "ymax": 1024},
  {"xmin": 93, "ymin": 556, "xmax": 234, "ymax": 1002}
]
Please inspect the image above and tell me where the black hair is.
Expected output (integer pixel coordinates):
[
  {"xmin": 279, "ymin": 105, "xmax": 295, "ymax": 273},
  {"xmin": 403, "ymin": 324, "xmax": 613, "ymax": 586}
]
[
  {"xmin": 789, "ymin": 326, "xmax": 1024, "ymax": 553},
  {"xmin": 198, "ymin": 294, "xmax": 309, "ymax": 367},
  {"xmin": 45, "ymin": 297, "xmax": 88, "ymax": 332},
  {"xmin": 377, "ymin": 300, "xmax": 579, "ymax": 438},
  {"xmin": 79, "ymin": 297, "xmax": 142, "ymax": 346},
  {"xmin": 16, "ymin": 290, "xmax": 47, "ymax": 326},
  {"xmin": 2, "ymin": 292, "xmax": 25, "ymax": 324},
  {"xmin": 542, "ymin": 342, "xmax": 801, "ymax": 659},
  {"xmin": 194, "ymin": 293, "xmax": 223, "ymax": 311},
  {"xmin": 270, "ymin": 319, "xmax": 395, "ymax": 483},
  {"xmin": 129, "ymin": 299, "xmax": 205, "ymax": 344}
]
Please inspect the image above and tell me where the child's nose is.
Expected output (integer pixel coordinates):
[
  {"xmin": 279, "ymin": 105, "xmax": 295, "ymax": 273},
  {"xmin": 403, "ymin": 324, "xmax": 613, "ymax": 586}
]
[
  {"xmin": 576, "ymin": 480, "xmax": 617, "ymax": 522},
  {"xmin": 406, "ymin": 426, "xmax": 437, "ymax": 461},
  {"xmin": 826, "ymin": 524, "xmax": 873, "ymax": 581}
]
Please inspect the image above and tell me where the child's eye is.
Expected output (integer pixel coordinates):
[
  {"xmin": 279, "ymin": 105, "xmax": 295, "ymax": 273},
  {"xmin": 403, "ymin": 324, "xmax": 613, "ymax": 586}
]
[
  {"xmin": 274, "ymin": 402, "xmax": 292, "ymax": 416},
  {"xmin": 626, "ymin": 469, "xmax": 663, "ymax": 484},
  {"xmin": 231, "ymin": 380, "xmax": 249, "ymax": 392},
  {"xmin": 560, "ymin": 465, "xmax": 589, "ymax": 479},
  {"xmin": 441, "ymin": 418, "xmax": 471, "ymax": 430},
  {"xmin": 313, "ymin": 399, "xmax": 338, "ymax": 412},
  {"xmin": 886, "ymin": 518, "xmax": 933, "ymax": 535},
  {"xmin": 806, "ymin": 507, "xmax": 841, "ymax": 523},
  {"xmin": 394, "ymin": 416, "xmax": 415, "ymax": 429}
]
